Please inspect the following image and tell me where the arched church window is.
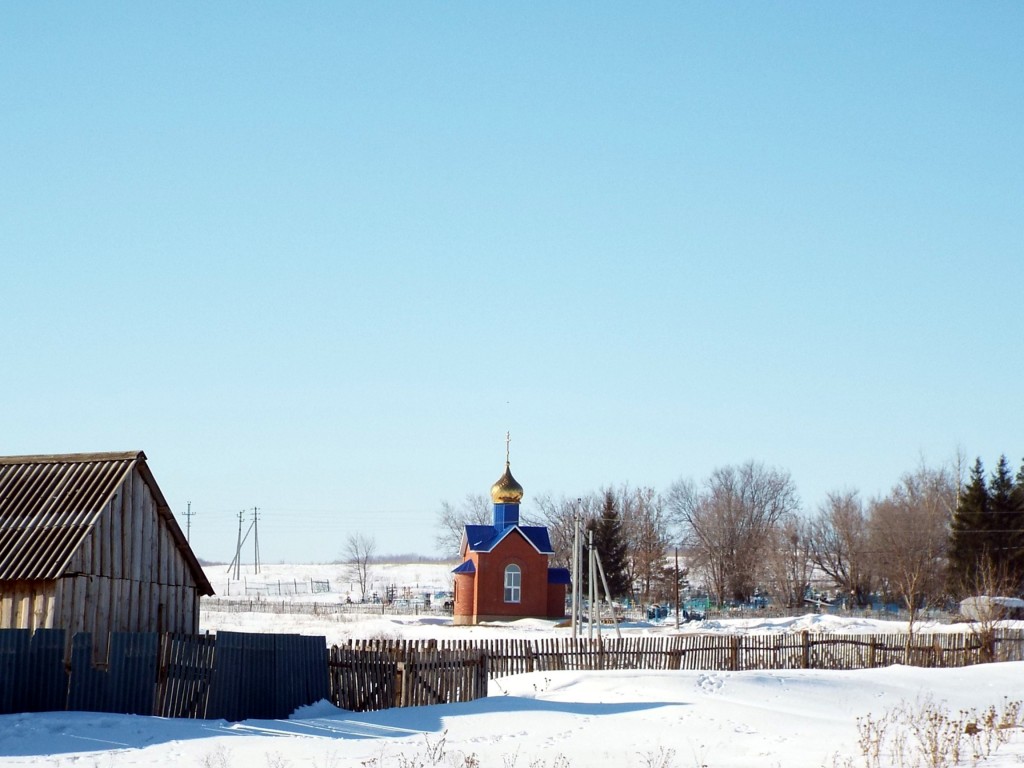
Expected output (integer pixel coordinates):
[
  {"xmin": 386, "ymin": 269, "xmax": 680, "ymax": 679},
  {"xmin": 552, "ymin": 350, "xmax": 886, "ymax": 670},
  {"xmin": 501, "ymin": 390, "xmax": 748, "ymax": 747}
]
[{"xmin": 504, "ymin": 564, "xmax": 521, "ymax": 603}]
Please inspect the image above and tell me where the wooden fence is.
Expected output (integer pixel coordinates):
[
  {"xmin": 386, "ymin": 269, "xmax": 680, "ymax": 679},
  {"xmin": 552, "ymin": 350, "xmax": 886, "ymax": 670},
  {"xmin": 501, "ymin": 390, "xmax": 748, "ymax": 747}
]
[
  {"xmin": 3, "ymin": 628, "xmax": 1023, "ymax": 720},
  {"xmin": 202, "ymin": 598, "xmax": 451, "ymax": 617},
  {"xmin": 328, "ymin": 646, "xmax": 488, "ymax": 711},
  {"xmin": 337, "ymin": 628, "xmax": 1024, "ymax": 678}
]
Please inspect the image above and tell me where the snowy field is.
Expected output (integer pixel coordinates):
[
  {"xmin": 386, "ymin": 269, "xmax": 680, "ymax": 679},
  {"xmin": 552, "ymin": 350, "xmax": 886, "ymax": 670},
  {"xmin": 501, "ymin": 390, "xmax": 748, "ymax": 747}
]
[{"xmin": 2, "ymin": 562, "xmax": 1023, "ymax": 768}]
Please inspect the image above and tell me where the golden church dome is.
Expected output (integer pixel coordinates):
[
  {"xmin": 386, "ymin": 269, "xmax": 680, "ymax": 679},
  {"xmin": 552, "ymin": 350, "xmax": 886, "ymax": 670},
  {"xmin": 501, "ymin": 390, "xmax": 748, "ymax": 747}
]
[{"xmin": 490, "ymin": 462, "xmax": 524, "ymax": 504}]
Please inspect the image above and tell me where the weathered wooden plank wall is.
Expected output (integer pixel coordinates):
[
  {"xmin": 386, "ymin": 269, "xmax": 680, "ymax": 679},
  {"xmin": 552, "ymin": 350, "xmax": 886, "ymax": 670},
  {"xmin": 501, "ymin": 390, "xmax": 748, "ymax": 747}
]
[
  {"xmin": 0, "ymin": 581, "xmax": 56, "ymax": 631},
  {"xmin": 57, "ymin": 464, "xmax": 202, "ymax": 663}
]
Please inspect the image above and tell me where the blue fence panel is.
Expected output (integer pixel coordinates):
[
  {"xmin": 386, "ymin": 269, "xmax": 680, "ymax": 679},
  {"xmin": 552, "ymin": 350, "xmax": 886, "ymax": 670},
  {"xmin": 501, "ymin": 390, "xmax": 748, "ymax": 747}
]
[
  {"xmin": 205, "ymin": 631, "xmax": 245, "ymax": 721},
  {"xmin": 0, "ymin": 629, "xmax": 31, "ymax": 714},
  {"xmin": 68, "ymin": 633, "xmax": 107, "ymax": 712},
  {"xmin": 25, "ymin": 629, "xmax": 67, "ymax": 712},
  {"xmin": 108, "ymin": 632, "xmax": 159, "ymax": 715}
]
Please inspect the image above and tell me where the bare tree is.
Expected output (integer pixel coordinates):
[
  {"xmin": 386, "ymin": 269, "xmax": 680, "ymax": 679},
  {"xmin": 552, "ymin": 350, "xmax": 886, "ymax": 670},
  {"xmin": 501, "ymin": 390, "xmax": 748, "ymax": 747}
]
[
  {"xmin": 960, "ymin": 555, "xmax": 1017, "ymax": 662},
  {"xmin": 765, "ymin": 513, "xmax": 814, "ymax": 609},
  {"xmin": 344, "ymin": 532, "xmax": 377, "ymax": 600},
  {"xmin": 534, "ymin": 485, "xmax": 676, "ymax": 602},
  {"xmin": 668, "ymin": 461, "xmax": 799, "ymax": 605},
  {"xmin": 623, "ymin": 486, "xmax": 671, "ymax": 604},
  {"xmin": 808, "ymin": 490, "xmax": 873, "ymax": 607},
  {"xmin": 868, "ymin": 464, "xmax": 955, "ymax": 637},
  {"xmin": 531, "ymin": 492, "xmax": 602, "ymax": 570},
  {"xmin": 434, "ymin": 493, "xmax": 491, "ymax": 557}
]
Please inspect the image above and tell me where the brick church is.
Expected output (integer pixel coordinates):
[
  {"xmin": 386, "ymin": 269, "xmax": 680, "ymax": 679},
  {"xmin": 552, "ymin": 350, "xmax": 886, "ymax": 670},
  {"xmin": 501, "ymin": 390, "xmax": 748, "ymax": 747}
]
[{"xmin": 451, "ymin": 445, "xmax": 570, "ymax": 625}]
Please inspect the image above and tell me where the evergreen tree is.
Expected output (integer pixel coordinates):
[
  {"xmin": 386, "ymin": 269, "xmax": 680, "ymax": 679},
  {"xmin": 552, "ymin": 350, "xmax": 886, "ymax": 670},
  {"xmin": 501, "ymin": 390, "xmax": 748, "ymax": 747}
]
[
  {"xmin": 1009, "ymin": 457, "xmax": 1024, "ymax": 589},
  {"xmin": 947, "ymin": 458, "xmax": 989, "ymax": 595},
  {"xmin": 989, "ymin": 455, "xmax": 1016, "ymax": 580},
  {"xmin": 947, "ymin": 455, "xmax": 1024, "ymax": 595},
  {"xmin": 584, "ymin": 490, "xmax": 631, "ymax": 599}
]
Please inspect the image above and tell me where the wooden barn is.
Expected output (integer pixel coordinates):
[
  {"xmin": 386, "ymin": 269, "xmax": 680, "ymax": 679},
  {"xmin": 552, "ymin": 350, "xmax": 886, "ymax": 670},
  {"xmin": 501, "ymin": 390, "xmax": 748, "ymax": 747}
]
[{"xmin": 0, "ymin": 451, "xmax": 213, "ymax": 660}]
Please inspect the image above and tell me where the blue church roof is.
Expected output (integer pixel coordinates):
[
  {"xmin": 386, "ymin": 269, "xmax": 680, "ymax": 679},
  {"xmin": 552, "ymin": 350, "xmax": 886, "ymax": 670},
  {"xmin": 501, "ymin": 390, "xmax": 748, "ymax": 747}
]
[
  {"xmin": 451, "ymin": 560, "xmax": 476, "ymax": 574},
  {"xmin": 463, "ymin": 523, "xmax": 554, "ymax": 555},
  {"xmin": 464, "ymin": 524, "xmax": 498, "ymax": 551}
]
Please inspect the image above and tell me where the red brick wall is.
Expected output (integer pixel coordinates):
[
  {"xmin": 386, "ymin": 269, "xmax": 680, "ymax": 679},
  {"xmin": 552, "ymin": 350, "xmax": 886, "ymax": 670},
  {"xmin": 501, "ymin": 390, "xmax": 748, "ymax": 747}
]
[
  {"xmin": 452, "ymin": 563, "xmax": 477, "ymax": 622},
  {"xmin": 546, "ymin": 582, "xmax": 566, "ymax": 619},
  {"xmin": 452, "ymin": 530, "xmax": 568, "ymax": 624},
  {"xmin": 474, "ymin": 532, "xmax": 550, "ymax": 620}
]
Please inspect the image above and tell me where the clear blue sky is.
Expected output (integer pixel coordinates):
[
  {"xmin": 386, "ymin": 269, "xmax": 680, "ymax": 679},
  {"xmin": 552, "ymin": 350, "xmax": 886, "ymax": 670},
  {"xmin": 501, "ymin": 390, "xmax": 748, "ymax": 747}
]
[{"xmin": 3, "ymin": 4, "xmax": 1021, "ymax": 564}]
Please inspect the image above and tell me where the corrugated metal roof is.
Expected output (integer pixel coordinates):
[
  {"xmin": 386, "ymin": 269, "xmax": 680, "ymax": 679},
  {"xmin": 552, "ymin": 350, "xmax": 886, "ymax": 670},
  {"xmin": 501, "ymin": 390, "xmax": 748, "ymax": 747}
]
[{"xmin": 0, "ymin": 451, "xmax": 213, "ymax": 594}]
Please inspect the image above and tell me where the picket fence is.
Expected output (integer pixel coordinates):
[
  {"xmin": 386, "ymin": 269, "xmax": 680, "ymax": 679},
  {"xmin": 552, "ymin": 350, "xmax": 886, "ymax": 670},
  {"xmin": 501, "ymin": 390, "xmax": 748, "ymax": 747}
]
[
  {"xmin": 328, "ymin": 647, "xmax": 489, "ymax": 711},
  {"xmin": 338, "ymin": 628, "xmax": 1024, "ymax": 678}
]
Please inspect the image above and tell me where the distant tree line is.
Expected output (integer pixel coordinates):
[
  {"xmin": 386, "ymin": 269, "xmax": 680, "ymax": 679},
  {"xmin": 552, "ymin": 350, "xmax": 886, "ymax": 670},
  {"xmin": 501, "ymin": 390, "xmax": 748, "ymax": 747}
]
[{"xmin": 434, "ymin": 453, "xmax": 1024, "ymax": 614}]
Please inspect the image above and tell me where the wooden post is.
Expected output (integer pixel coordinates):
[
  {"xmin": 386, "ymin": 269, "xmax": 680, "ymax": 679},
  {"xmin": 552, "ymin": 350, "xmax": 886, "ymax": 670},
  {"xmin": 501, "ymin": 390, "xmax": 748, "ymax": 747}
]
[{"xmin": 801, "ymin": 630, "xmax": 810, "ymax": 669}]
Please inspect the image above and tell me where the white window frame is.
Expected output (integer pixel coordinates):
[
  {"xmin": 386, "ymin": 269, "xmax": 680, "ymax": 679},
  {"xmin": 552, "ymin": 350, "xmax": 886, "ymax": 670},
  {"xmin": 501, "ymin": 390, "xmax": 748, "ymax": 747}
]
[{"xmin": 504, "ymin": 564, "xmax": 521, "ymax": 604}]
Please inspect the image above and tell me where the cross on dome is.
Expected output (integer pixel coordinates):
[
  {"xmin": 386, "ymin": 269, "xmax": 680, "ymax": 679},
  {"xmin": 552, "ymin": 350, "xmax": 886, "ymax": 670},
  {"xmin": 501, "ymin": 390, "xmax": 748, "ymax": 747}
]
[{"xmin": 490, "ymin": 432, "xmax": 524, "ymax": 504}]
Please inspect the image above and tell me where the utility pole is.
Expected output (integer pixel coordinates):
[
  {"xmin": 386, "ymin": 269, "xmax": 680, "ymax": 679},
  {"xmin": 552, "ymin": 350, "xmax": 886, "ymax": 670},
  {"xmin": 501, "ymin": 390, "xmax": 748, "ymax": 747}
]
[
  {"xmin": 674, "ymin": 546, "xmax": 681, "ymax": 630},
  {"xmin": 588, "ymin": 528, "xmax": 596, "ymax": 641},
  {"xmin": 594, "ymin": 544, "xmax": 621, "ymax": 639},
  {"xmin": 184, "ymin": 500, "xmax": 194, "ymax": 542},
  {"xmin": 233, "ymin": 509, "xmax": 245, "ymax": 580},
  {"xmin": 252, "ymin": 507, "xmax": 261, "ymax": 575},
  {"xmin": 227, "ymin": 509, "xmax": 257, "ymax": 583},
  {"xmin": 571, "ymin": 498, "xmax": 582, "ymax": 639}
]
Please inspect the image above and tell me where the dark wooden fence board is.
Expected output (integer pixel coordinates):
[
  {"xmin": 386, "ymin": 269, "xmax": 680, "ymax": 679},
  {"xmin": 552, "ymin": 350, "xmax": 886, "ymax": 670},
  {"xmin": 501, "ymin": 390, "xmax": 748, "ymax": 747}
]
[
  {"xmin": 206, "ymin": 631, "xmax": 329, "ymax": 721},
  {"xmin": 245, "ymin": 632, "xmax": 277, "ymax": 719},
  {"xmin": 26, "ymin": 629, "xmax": 67, "ymax": 712},
  {"xmin": 274, "ymin": 634, "xmax": 329, "ymax": 717},
  {"xmin": 108, "ymin": 632, "xmax": 159, "ymax": 715},
  {"xmin": 68, "ymin": 632, "xmax": 107, "ymax": 712},
  {"xmin": 205, "ymin": 631, "xmax": 244, "ymax": 721},
  {"xmin": 0, "ymin": 629, "xmax": 30, "ymax": 714},
  {"xmin": 302, "ymin": 634, "xmax": 331, "ymax": 707}
]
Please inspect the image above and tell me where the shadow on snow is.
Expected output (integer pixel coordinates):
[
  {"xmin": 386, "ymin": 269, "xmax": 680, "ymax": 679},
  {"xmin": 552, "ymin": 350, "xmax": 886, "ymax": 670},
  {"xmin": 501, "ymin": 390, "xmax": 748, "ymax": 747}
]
[{"xmin": 0, "ymin": 697, "xmax": 683, "ymax": 756}]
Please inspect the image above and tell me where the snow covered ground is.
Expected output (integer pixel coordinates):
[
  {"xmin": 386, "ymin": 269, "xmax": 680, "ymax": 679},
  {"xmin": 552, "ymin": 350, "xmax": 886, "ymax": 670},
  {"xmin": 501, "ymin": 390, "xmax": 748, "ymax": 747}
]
[{"xmin": 2, "ymin": 563, "xmax": 1023, "ymax": 767}]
